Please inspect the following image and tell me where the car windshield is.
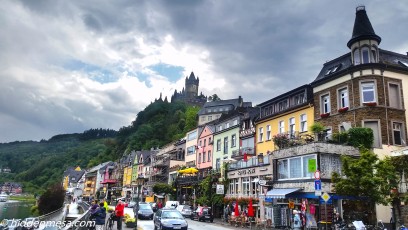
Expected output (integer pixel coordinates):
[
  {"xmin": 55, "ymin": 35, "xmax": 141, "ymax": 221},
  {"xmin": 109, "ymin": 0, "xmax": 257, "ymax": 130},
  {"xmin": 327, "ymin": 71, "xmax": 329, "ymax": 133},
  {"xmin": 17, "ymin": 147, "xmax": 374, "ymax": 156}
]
[
  {"xmin": 139, "ymin": 204, "xmax": 152, "ymax": 210},
  {"xmin": 162, "ymin": 211, "xmax": 184, "ymax": 219}
]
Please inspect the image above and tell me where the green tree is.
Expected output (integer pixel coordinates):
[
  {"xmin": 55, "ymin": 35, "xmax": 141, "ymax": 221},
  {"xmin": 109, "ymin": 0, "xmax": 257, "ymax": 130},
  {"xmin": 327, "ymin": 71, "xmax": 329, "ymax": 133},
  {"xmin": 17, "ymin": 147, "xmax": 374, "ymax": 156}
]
[
  {"xmin": 152, "ymin": 183, "xmax": 173, "ymax": 195},
  {"xmin": 37, "ymin": 183, "xmax": 65, "ymax": 215},
  {"xmin": 207, "ymin": 94, "xmax": 221, "ymax": 102}
]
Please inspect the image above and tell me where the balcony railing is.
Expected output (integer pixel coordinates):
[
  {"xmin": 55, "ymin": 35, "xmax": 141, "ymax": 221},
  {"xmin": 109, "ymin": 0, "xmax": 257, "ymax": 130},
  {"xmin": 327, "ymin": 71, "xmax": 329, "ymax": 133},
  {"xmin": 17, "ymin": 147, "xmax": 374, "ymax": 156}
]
[
  {"xmin": 228, "ymin": 155, "xmax": 270, "ymax": 170},
  {"xmin": 231, "ymin": 147, "xmax": 256, "ymax": 159},
  {"xmin": 176, "ymin": 175, "xmax": 205, "ymax": 185}
]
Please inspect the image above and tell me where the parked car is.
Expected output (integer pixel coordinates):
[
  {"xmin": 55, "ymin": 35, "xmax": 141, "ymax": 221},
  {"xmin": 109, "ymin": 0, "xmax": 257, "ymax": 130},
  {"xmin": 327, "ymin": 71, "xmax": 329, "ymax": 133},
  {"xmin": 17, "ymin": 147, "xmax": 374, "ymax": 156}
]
[
  {"xmin": 153, "ymin": 208, "xmax": 188, "ymax": 230},
  {"xmin": 136, "ymin": 203, "xmax": 154, "ymax": 220},
  {"xmin": 1, "ymin": 219, "xmax": 23, "ymax": 230},
  {"xmin": 190, "ymin": 206, "xmax": 213, "ymax": 222},
  {"xmin": 22, "ymin": 217, "xmax": 40, "ymax": 230},
  {"xmin": 165, "ymin": 201, "xmax": 179, "ymax": 209},
  {"xmin": 176, "ymin": 205, "xmax": 192, "ymax": 217}
]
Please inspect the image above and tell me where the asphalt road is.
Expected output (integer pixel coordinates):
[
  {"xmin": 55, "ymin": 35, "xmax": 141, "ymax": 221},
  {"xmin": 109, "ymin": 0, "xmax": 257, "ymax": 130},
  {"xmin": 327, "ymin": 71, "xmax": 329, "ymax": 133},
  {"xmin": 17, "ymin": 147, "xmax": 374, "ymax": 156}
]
[{"xmin": 137, "ymin": 218, "xmax": 237, "ymax": 230}]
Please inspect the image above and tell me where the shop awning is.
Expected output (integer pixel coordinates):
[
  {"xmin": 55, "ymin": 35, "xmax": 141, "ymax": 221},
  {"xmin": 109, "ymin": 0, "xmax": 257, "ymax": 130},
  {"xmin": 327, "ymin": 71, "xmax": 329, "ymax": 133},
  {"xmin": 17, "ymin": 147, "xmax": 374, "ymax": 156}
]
[
  {"xmin": 154, "ymin": 194, "xmax": 164, "ymax": 198},
  {"xmin": 266, "ymin": 188, "xmax": 302, "ymax": 198}
]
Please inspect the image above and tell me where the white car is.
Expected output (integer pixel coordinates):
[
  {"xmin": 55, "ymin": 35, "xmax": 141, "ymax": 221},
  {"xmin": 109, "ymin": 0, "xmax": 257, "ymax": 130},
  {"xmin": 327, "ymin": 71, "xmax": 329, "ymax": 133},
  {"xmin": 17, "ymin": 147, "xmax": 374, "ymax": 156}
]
[{"xmin": 176, "ymin": 205, "xmax": 193, "ymax": 217}]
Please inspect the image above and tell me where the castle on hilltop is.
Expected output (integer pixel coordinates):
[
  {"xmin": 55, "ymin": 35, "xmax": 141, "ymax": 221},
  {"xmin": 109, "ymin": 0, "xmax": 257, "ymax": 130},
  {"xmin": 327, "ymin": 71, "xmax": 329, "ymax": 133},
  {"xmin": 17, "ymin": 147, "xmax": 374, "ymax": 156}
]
[{"xmin": 171, "ymin": 72, "xmax": 207, "ymax": 106}]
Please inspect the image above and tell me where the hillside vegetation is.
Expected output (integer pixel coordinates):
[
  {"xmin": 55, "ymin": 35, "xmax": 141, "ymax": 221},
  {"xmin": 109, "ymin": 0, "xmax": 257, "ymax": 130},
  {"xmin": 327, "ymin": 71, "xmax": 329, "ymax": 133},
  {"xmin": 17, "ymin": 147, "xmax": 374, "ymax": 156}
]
[{"xmin": 0, "ymin": 99, "xmax": 200, "ymax": 194}]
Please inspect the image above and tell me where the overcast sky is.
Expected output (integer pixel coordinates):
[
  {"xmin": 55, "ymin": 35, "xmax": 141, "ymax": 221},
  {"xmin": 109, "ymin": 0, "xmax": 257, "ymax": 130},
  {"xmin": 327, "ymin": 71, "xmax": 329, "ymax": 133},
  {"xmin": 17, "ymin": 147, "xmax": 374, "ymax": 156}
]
[{"xmin": 1, "ymin": 0, "xmax": 408, "ymax": 143}]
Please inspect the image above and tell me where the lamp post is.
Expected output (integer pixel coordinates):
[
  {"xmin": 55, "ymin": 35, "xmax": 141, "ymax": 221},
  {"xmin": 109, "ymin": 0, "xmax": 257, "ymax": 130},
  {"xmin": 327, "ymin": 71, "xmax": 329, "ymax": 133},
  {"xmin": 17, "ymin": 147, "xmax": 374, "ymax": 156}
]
[{"xmin": 133, "ymin": 177, "xmax": 146, "ymax": 230}]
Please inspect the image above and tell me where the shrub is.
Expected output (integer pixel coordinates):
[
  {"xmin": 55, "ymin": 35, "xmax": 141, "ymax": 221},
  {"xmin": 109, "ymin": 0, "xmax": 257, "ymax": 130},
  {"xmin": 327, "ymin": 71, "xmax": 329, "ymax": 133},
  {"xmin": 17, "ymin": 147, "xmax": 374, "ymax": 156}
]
[
  {"xmin": 331, "ymin": 132, "xmax": 349, "ymax": 144},
  {"xmin": 273, "ymin": 134, "xmax": 290, "ymax": 149},
  {"xmin": 348, "ymin": 127, "xmax": 374, "ymax": 149}
]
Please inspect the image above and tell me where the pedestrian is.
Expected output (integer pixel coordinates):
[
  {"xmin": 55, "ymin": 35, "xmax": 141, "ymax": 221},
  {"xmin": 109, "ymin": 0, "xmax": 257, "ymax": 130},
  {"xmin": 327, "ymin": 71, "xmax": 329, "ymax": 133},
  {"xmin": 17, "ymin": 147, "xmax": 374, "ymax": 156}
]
[
  {"xmin": 157, "ymin": 200, "xmax": 163, "ymax": 209},
  {"xmin": 94, "ymin": 202, "xmax": 106, "ymax": 230},
  {"xmin": 103, "ymin": 198, "xmax": 109, "ymax": 213},
  {"xmin": 89, "ymin": 200, "xmax": 99, "ymax": 214},
  {"xmin": 115, "ymin": 200, "xmax": 125, "ymax": 230},
  {"xmin": 293, "ymin": 210, "xmax": 302, "ymax": 230}
]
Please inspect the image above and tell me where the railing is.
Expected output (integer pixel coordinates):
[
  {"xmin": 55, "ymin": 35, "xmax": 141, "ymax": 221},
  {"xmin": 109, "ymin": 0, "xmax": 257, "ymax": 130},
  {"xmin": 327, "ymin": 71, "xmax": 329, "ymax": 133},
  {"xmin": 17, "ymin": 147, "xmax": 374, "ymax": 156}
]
[
  {"xmin": 176, "ymin": 175, "xmax": 205, "ymax": 184},
  {"xmin": 228, "ymin": 155, "xmax": 270, "ymax": 170},
  {"xmin": 231, "ymin": 147, "xmax": 256, "ymax": 159}
]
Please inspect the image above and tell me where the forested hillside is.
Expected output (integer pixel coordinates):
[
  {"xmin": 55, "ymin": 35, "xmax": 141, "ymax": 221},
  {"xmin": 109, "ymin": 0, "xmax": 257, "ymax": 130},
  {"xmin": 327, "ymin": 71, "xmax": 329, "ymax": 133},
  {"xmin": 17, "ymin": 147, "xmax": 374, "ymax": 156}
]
[{"xmin": 0, "ymin": 99, "xmax": 200, "ymax": 194}]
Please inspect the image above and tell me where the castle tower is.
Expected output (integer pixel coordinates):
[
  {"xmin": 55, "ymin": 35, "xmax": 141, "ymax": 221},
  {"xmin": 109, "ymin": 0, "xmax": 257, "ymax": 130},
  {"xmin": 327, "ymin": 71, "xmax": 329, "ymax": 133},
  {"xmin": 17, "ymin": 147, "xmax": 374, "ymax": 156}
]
[{"xmin": 185, "ymin": 72, "xmax": 199, "ymax": 100}]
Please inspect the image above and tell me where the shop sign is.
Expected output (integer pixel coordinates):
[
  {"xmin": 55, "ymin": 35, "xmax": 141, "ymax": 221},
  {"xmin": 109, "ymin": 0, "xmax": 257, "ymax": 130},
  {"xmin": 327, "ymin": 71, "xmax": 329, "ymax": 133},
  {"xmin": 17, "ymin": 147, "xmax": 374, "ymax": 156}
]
[
  {"xmin": 216, "ymin": 184, "xmax": 224, "ymax": 194},
  {"xmin": 237, "ymin": 168, "xmax": 256, "ymax": 175},
  {"xmin": 308, "ymin": 159, "xmax": 317, "ymax": 172},
  {"xmin": 288, "ymin": 201, "xmax": 295, "ymax": 209}
]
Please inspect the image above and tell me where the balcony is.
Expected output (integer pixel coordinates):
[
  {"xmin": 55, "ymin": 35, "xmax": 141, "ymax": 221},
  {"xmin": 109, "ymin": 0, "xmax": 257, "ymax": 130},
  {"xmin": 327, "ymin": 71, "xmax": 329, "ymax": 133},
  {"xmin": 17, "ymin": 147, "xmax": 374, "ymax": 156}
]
[
  {"xmin": 231, "ymin": 147, "xmax": 256, "ymax": 159},
  {"xmin": 101, "ymin": 179, "xmax": 116, "ymax": 184},
  {"xmin": 240, "ymin": 127, "xmax": 256, "ymax": 138},
  {"xmin": 228, "ymin": 155, "xmax": 270, "ymax": 170},
  {"xmin": 176, "ymin": 175, "xmax": 205, "ymax": 185}
]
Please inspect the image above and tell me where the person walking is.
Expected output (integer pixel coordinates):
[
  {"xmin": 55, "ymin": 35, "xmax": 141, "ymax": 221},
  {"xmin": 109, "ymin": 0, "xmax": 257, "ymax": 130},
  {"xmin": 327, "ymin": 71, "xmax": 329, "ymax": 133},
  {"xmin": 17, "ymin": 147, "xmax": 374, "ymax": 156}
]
[
  {"xmin": 103, "ymin": 198, "xmax": 109, "ymax": 213},
  {"xmin": 94, "ymin": 202, "xmax": 106, "ymax": 230},
  {"xmin": 115, "ymin": 200, "xmax": 125, "ymax": 230}
]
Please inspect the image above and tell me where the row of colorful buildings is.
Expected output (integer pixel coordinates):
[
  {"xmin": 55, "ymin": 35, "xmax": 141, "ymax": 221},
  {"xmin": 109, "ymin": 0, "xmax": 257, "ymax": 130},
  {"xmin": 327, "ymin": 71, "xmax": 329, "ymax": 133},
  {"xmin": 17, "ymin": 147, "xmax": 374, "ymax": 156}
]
[{"xmin": 63, "ymin": 6, "xmax": 408, "ymax": 227}]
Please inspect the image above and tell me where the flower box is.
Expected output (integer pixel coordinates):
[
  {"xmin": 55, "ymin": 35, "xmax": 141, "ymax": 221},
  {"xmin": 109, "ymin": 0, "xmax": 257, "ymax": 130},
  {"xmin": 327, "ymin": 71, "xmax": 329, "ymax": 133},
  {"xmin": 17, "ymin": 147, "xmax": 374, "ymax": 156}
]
[
  {"xmin": 320, "ymin": 113, "xmax": 330, "ymax": 118},
  {"xmin": 363, "ymin": 102, "xmax": 377, "ymax": 106},
  {"xmin": 338, "ymin": 107, "xmax": 349, "ymax": 113},
  {"xmin": 126, "ymin": 222, "xmax": 136, "ymax": 228}
]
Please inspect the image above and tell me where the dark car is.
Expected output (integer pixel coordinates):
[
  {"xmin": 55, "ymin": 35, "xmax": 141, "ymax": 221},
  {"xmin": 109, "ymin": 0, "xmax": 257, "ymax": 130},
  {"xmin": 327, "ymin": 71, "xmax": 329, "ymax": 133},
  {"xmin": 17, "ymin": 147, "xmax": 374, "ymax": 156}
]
[
  {"xmin": 153, "ymin": 208, "xmax": 188, "ymax": 230},
  {"xmin": 136, "ymin": 203, "xmax": 154, "ymax": 220},
  {"xmin": 190, "ymin": 206, "xmax": 213, "ymax": 222}
]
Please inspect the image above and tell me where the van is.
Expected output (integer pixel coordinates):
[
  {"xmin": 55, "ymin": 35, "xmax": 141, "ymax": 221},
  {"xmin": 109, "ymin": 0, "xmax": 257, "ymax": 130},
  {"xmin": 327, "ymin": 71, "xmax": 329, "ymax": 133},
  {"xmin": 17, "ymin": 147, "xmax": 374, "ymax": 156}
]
[{"xmin": 165, "ymin": 201, "xmax": 179, "ymax": 209}]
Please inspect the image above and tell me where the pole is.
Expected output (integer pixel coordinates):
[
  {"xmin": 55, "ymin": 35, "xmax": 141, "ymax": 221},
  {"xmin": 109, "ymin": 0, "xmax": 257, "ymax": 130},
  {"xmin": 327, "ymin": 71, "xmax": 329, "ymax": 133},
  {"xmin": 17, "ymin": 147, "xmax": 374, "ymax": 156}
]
[
  {"xmin": 134, "ymin": 184, "xmax": 141, "ymax": 230},
  {"xmin": 325, "ymin": 202, "xmax": 327, "ymax": 230}
]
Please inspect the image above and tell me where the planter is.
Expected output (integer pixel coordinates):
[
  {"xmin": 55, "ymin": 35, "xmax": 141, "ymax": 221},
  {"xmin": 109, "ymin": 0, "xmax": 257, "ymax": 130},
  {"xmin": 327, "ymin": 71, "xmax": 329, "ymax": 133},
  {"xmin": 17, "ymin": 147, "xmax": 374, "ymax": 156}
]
[
  {"xmin": 126, "ymin": 222, "xmax": 136, "ymax": 228},
  {"xmin": 338, "ymin": 107, "xmax": 349, "ymax": 113},
  {"xmin": 363, "ymin": 102, "xmax": 377, "ymax": 106},
  {"xmin": 320, "ymin": 113, "xmax": 330, "ymax": 118}
]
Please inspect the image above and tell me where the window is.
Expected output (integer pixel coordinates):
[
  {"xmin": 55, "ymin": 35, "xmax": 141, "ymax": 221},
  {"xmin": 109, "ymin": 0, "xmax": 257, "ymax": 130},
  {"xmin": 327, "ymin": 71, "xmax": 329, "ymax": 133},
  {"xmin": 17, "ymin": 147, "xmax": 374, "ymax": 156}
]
[
  {"xmin": 278, "ymin": 100, "xmax": 288, "ymax": 111},
  {"xmin": 204, "ymin": 139, "xmax": 206, "ymax": 147},
  {"xmin": 200, "ymin": 116, "xmax": 206, "ymax": 122},
  {"xmin": 389, "ymin": 83, "xmax": 401, "ymax": 109},
  {"xmin": 217, "ymin": 139, "xmax": 221, "ymax": 151},
  {"xmin": 198, "ymin": 153, "xmax": 201, "ymax": 164},
  {"xmin": 202, "ymin": 152, "xmax": 206, "ymax": 163},
  {"xmin": 187, "ymin": 146, "xmax": 195, "ymax": 155},
  {"xmin": 233, "ymin": 119, "xmax": 238, "ymax": 126},
  {"xmin": 226, "ymin": 122, "xmax": 230, "ymax": 129},
  {"xmin": 289, "ymin": 117, "xmax": 295, "ymax": 137},
  {"xmin": 229, "ymin": 179, "xmax": 234, "ymax": 195},
  {"xmin": 209, "ymin": 137, "xmax": 212, "ymax": 144},
  {"xmin": 218, "ymin": 125, "xmax": 223, "ymax": 131},
  {"xmin": 266, "ymin": 125, "xmax": 271, "ymax": 141},
  {"xmin": 300, "ymin": 114, "xmax": 307, "ymax": 132},
  {"xmin": 242, "ymin": 177, "xmax": 250, "ymax": 196},
  {"xmin": 354, "ymin": 49, "xmax": 361, "ymax": 65},
  {"xmin": 258, "ymin": 127, "xmax": 264, "ymax": 142},
  {"xmin": 216, "ymin": 158, "xmax": 220, "ymax": 171},
  {"xmin": 208, "ymin": 151, "xmax": 211, "ymax": 162},
  {"xmin": 361, "ymin": 81, "xmax": 376, "ymax": 103},
  {"xmin": 321, "ymin": 94, "xmax": 331, "ymax": 113},
  {"xmin": 235, "ymin": 179, "xmax": 239, "ymax": 195},
  {"xmin": 208, "ymin": 116, "xmax": 212, "ymax": 121},
  {"xmin": 224, "ymin": 137, "xmax": 229, "ymax": 154},
  {"xmin": 199, "ymin": 140, "xmax": 202, "ymax": 147},
  {"xmin": 251, "ymin": 177, "xmax": 259, "ymax": 195},
  {"xmin": 362, "ymin": 47, "xmax": 370, "ymax": 64},
  {"xmin": 393, "ymin": 122, "xmax": 404, "ymax": 146},
  {"xmin": 294, "ymin": 92, "xmax": 306, "ymax": 105},
  {"xmin": 278, "ymin": 154, "xmax": 317, "ymax": 180},
  {"xmin": 363, "ymin": 120, "xmax": 381, "ymax": 148},
  {"xmin": 231, "ymin": 134, "xmax": 237, "ymax": 147},
  {"xmin": 279, "ymin": 121, "xmax": 285, "ymax": 134},
  {"xmin": 338, "ymin": 88, "xmax": 349, "ymax": 108},
  {"xmin": 187, "ymin": 131, "xmax": 197, "ymax": 141}
]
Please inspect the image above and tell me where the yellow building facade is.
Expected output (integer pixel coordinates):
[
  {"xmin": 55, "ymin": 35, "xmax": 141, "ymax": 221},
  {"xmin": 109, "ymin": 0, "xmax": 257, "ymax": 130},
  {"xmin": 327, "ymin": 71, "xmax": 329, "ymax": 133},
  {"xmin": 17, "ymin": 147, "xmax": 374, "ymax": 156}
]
[{"xmin": 255, "ymin": 85, "xmax": 315, "ymax": 155}]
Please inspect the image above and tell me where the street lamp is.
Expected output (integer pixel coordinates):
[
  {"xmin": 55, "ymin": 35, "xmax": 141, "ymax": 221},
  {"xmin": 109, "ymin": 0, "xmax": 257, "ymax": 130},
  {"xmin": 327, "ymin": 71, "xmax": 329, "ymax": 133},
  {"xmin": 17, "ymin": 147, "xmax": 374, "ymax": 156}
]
[{"xmin": 132, "ymin": 177, "xmax": 146, "ymax": 230}]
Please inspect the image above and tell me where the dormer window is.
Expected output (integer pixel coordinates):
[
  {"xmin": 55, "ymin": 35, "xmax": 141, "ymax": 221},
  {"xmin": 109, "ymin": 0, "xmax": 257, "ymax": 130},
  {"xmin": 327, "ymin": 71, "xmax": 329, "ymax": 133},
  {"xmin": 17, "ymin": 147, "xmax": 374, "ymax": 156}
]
[
  {"xmin": 353, "ymin": 49, "xmax": 361, "ymax": 65},
  {"xmin": 353, "ymin": 45, "xmax": 378, "ymax": 65},
  {"xmin": 362, "ymin": 47, "xmax": 370, "ymax": 64}
]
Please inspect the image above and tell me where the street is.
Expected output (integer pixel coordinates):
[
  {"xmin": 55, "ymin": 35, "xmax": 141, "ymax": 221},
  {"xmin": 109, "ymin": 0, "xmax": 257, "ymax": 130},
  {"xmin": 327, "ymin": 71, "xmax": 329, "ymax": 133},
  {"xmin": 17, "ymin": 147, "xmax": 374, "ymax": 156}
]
[{"xmin": 137, "ymin": 218, "xmax": 237, "ymax": 230}]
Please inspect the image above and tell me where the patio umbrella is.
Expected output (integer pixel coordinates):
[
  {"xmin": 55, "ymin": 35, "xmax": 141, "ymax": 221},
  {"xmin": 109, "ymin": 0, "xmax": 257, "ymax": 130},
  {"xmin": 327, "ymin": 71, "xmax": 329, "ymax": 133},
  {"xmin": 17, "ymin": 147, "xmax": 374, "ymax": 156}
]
[
  {"xmin": 248, "ymin": 199, "xmax": 254, "ymax": 217},
  {"xmin": 184, "ymin": 168, "xmax": 198, "ymax": 174},
  {"xmin": 234, "ymin": 202, "xmax": 240, "ymax": 216}
]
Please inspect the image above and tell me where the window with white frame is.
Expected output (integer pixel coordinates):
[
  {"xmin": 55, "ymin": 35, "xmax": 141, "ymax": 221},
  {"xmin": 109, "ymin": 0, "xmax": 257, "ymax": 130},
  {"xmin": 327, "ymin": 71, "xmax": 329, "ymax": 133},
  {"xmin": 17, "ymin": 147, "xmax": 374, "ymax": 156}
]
[
  {"xmin": 208, "ymin": 116, "xmax": 212, "ymax": 121},
  {"xmin": 266, "ymin": 125, "xmax": 271, "ymax": 141},
  {"xmin": 393, "ymin": 122, "xmax": 404, "ymax": 146},
  {"xmin": 251, "ymin": 177, "xmax": 258, "ymax": 195},
  {"xmin": 231, "ymin": 134, "xmax": 237, "ymax": 147},
  {"xmin": 208, "ymin": 151, "xmax": 211, "ymax": 162},
  {"xmin": 229, "ymin": 179, "xmax": 234, "ymax": 195},
  {"xmin": 233, "ymin": 119, "xmax": 238, "ymax": 126},
  {"xmin": 201, "ymin": 116, "xmax": 206, "ymax": 122},
  {"xmin": 362, "ymin": 47, "xmax": 370, "ymax": 64},
  {"xmin": 218, "ymin": 125, "xmax": 223, "ymax": 131},
  {"xmin": 235, "ymin": 179, "xmax": 239, "ymax": 194},
  {"xmin": 216, "ymin": 158, "xmax": 220, "ymax": 170},
  {"xmin": 187, "ymin": 146, "xmax": 195, "ymax": 155},
  {"xmin": 226, "ymin": 122, "xmax": 230, "ymax": 129},
  {"xmin": 338, "ymin": 88, "xmax": 349, "ymax": 108},
  {"xmin": 198, "ymin": 153, "xmax": 201, "ymax": 164},
  {"xmin": 289, "ymin": 117, "xmax": 295, "ymax": 137},
  {"xmin": 361, "ymin": 81, "xmax": 376, "ymax": 103},
  {"xmin": 321, "ymin": 94, "xmax": 331, "ymax": 113},
  {"xmin": 224, "ymin": 137, "xmax": 228, "ymax": 154},
  {"xmin": 279, "ymin": 121, "xmax": 285, "ymax": 134},
  {"xmin": 277, "ymin": 154, "xmax": 317, "ymax": 180},
  {"xmin": 242, "ymin": 177, "xmax": 250, "ymax": 196},
  {"xmin": 217, "ymin": 139, "xmax": 221, "ymax": 151},
  {"xmin": 258, "ymin": 127, "xmax": 264, "ymax": 142},
  {"xmin": 202, "ymin": 152, "xmax": 206, "ymax": 163},
  {"xmin": 300, "ymin": 114, "xmax": 307, "ymax": 132},
  {"xmin": 354, "ymin": 49, "xmax": 361, "ymax": 65}
]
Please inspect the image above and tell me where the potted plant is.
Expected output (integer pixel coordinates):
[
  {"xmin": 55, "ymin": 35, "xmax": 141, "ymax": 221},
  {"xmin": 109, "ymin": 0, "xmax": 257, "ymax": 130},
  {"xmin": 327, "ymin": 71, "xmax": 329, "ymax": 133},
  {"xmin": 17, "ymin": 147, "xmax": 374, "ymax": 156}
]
[
  {"xmin": 310, "ymin": 122, "xmax": 326, "ymax": 141},
  {"xmin": 363, "ymin": 102, "xmax": 377, "ymax": 106},
  {"xmin": 272, "ymin": 133, "xmax": 290, "ymax": 149},
  {"xmin": 125, "ymin": 218, "xmax": 136, "ymax": 228},
  {"xmin": 338, "ymin": 107, "xmax": 349, "ymax": 113},
  {"xmin": 320, "ymin": 112, "xmax": 330, "ymax": 118}
]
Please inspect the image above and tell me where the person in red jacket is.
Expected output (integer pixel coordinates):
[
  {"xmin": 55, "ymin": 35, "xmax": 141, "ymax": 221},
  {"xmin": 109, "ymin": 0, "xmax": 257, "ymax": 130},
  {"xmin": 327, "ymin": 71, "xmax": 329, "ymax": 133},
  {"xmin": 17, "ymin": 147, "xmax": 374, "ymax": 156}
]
[{"xmin": 115, "ymin": 200, "xmax": 125, "ymax": 230}]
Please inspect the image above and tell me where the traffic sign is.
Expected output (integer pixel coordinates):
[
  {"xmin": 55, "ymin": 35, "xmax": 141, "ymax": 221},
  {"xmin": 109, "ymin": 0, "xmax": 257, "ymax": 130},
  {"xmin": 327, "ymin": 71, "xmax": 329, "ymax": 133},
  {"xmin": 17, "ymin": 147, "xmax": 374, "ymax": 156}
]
[
  {"xmin": 321, "ymin": 192, "xmax": 331, "ymax": 202},
  {"xmin": 314, "ymin": 180, "xmax": 322, "ymax": 190},
  {"xmin": 258, "ymin": 180, "xmax": 267, "ymax": 186},
  {"xmin": 314, "ymin": 170, "xmax": 321, "ymax": 180}
]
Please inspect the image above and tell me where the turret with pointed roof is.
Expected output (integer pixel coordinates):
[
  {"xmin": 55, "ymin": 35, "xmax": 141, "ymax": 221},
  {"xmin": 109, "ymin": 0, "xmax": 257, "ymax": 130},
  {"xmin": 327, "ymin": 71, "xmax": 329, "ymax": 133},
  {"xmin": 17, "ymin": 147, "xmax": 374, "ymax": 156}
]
[
  {"xmin": 171, "ymin": 71, "xmax": 207, "ymax": 106},
  {"xmin": 347, "ymin": 6, "xmax": 381, "ymax": 48}
]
